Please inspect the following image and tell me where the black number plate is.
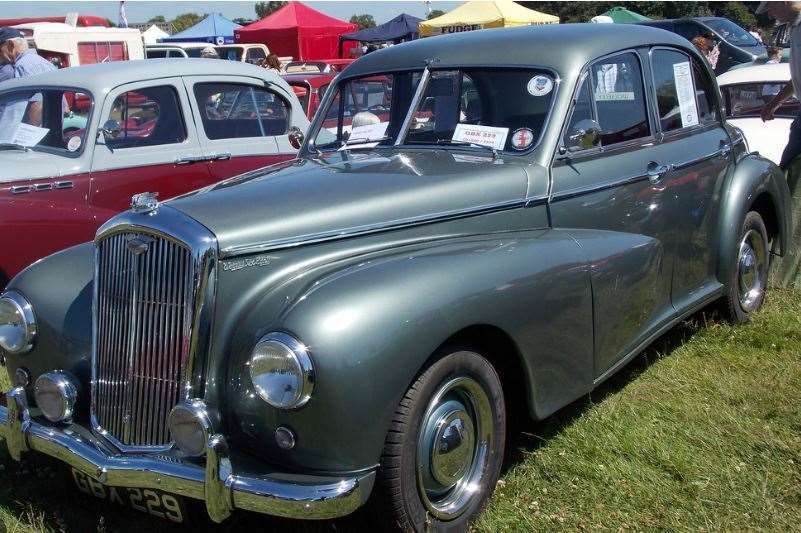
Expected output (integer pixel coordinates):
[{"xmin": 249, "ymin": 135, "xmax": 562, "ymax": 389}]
[{"xmin": 71, "ymin": 468, "xmax": 185, "ymax": 523}]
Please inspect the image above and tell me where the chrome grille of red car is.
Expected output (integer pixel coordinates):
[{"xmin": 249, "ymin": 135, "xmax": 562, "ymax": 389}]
[{"xmin": 92, "ymin": 232, "xmax": 194, "ymax": 449}]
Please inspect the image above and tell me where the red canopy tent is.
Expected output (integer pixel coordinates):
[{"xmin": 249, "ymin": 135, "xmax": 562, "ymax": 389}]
[
  {"xmin": 0, "ymin": 15, "xmax": 111, "ymax": 27},
  {"xmin": 234, "ymin": 2, "xmax": 358, "ymax": 60}
]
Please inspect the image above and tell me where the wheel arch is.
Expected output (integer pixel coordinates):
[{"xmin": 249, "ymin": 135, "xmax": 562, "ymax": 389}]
[{"xmin": 715, "ymin": 154, "xmax": 792, "ymax": 283}]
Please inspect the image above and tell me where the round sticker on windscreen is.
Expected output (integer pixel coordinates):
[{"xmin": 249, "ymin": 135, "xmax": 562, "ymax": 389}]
[
  {"xmin": 67, "ymin": 136, "xmax": 81, "ymax": 152},
  {"xmin": 527, "ymin": 75, "xmax": 553, "ymax": 97},
  {"xmin": 511, "ymin": 128, "xmax": 534, "ymax": 150}
]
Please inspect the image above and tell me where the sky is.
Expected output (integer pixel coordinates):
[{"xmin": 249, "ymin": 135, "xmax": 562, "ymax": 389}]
[{"xmin": 0, "ymin": 0, "xmax": 464, "ymax": 24}]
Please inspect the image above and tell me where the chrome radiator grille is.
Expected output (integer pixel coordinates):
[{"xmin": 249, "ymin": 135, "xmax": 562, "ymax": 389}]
[{"xmin": 92, "ymin": 232, "xmax": 194, "ymax": 449}]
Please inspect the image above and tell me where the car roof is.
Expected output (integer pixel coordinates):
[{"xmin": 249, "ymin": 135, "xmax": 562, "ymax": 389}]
[
  {"xmin": 717, "ymin": 62, "xmax": 790, "ymax": 85},
  {"xmin": 345, "ymin": 23, "xmax": 699, "ymax": 81},
  {"xmin": 0, "ymin": 59, "xmax": 284, "ymax": 93},
  {"xmin": 146, "ymin": 43, "xmax": 209, "ymax": 49}
]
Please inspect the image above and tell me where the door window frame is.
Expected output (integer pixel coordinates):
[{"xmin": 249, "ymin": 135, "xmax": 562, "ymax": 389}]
[
  {"xmin": 647, "ymin": 46, "xmax": 724, "ymax": 142},
  {"xmin": 554, "ymin": 48, "xmax": 656, "ymax": 162},
  {"xmin": 98, "ymin": 80, "xmax": 194, "ymax": 152}
]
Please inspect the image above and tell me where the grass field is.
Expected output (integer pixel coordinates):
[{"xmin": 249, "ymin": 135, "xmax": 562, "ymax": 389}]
[{"xmin": 1, "ymin": 290, "xmax": 799, "ymax": 532}]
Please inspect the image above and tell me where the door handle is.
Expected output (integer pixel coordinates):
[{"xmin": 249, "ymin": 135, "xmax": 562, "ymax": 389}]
[
  {"xmin": 175, "ymin": 155, "xmax": 204, "ymax": 165},
  {"xmin": 209, "ymin": 152, "xmax": 231, "ymax": 161},
  {"xmin": 646, "ymin": 162, "xmax": 672, "ymax": 184}
]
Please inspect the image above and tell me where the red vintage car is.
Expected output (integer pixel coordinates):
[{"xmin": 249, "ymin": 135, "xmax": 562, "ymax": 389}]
[
  {"xmin": 283, "ymin": 72, "xmax": 336, "ymax": 120},
  {"xmin": 0, "ymin": 59, "xmax": 309, "ymax": 286}
]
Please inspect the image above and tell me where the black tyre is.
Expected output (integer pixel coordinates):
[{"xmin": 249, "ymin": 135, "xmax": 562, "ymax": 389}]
[
  {"xmin": 375, "ymin": 350, "xmax": 506, "ymax": 532},
  {"xmin": 721, "ymin": 210, "xmax": 769, "ymax": 323}
]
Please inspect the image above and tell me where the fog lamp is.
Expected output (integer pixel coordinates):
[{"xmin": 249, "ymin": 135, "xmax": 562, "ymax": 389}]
[
  {"xmin": 249, "ymin": 332, "xmax": 314, "ymax": 410},
  {"xmin": 0, "ymin": 291, "xmax": 36, "ymax": 354},
  {"xmin": 168, "ymin": 399, "xmax": 212, "ymax": 457},
  {"xmin": 34, "ymin": 372, "xmax": 78, "ymax": 422}
]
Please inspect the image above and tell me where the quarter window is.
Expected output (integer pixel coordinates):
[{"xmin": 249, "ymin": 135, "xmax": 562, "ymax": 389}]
[
  {"xmin": 105, "ymin": 86, "xmax": 186, "ymax": 149},
  {"xmin": 652, "ymin": 49, "xmax": 702, "ymax": 133},
  {"xmin": 193, "ymin": 83, "xmax": 290, "ymax": 140}
]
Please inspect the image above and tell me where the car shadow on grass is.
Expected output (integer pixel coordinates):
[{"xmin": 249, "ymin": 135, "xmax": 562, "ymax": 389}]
[{"xmin": 0, "ymin": 309, "xmax": 716, "ymax": 533}]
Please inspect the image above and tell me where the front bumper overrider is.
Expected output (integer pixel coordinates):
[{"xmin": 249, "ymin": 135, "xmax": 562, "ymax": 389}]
[{"xmin": 0, "ymin": 388, "xmax": 374, "ymax": 522}]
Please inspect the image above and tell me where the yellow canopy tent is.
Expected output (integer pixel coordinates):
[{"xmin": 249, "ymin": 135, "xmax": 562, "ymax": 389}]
[{"xmin": 419, "ymin": 0, "xmax": 559, "ymax": 37}]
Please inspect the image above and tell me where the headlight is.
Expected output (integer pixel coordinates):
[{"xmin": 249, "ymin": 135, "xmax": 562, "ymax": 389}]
[
  {"xmin": 34, "ymin": 372, "xmax": 78, "ymax": 422},
  {"xmin": 168, "ymin": 399, "xmax": 212, "ymax": 457},
  {"xmin": 0, "ymin": 291, "xmax": 36, "ymax": 354},
  {"xmin": 249, "ymin": 332, "xmax": 314, "ymax": 409}
]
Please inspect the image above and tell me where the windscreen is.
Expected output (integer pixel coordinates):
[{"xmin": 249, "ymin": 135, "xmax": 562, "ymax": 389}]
[
  {"xmin": 313, "ymin": 68, "xmax": 556, "ymax": 153},
  {"xmin": 705, "ymin": 18, "xmax": 760, "ymax": 47}
]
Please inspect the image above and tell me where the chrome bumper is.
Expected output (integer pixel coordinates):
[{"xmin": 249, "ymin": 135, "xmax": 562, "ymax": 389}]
[{"xmin": 0, "ymin": 388, "xmax": 373, "ymax": 522}]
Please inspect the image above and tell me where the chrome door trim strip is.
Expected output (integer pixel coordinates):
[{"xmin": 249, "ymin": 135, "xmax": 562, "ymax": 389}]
[
  {"xmin": 219, "ymin": 198, "xmax": 530, "ymax": 258},
  {"xmin": 550, "ymin": 172, "xmax": 651, "ymax": 202},
  {"xmin": 672, "ymin": 148, "xmax": 727, "ymax": 170},
  {"xmin": 9, "ymin": 181, "xmax": 74, "ymax": 194}
]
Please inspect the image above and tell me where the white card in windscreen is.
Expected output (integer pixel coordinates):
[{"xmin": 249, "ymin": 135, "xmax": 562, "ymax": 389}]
[
  {"xmin": 673, "ymin": 62, "xmax": 698, "ymax": 128},
  {"xmin": 452, "ymin": 124, "xmax": 509, "ymax": 150}
]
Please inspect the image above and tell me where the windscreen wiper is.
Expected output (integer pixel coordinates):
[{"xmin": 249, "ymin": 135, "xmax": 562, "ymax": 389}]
[
  {"xmin": 0, "ymin": 142, "xmax": 31, "ymax": 152},
  {"xmin": 408, "ymin": 139, "xmax": 499, "ymax": 159},
  {"xmin": 341, "ymin": 135, "xmax": 392, "ymax": 150}
]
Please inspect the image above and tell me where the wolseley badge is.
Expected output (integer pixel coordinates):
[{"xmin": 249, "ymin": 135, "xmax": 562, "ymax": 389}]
[
  {"xmin": 126, "ymin": 235, "xmax": 153, "ymax": 256},
  {"xmin": 130, "ymin": 192, "xmax": 159, "ymax": 214}
]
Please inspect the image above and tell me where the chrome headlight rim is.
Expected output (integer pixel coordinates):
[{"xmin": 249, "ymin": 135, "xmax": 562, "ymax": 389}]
[
  {"xmin": 34, "ymin": 371, "xmax": 79, "ymax": 423},
  {"xmin": 0, "ymin": 290, "xmax": 37, "ymax": 354},
  {"xmin": 249, "ymin": 332, "xmax": 315, "ymax": 410}
]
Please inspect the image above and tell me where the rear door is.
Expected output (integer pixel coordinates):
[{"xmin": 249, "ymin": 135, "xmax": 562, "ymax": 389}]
[
  {"xmin": 646, "ymin": 47, "xmax": 732, "ymax": 307},
  {"xmin": 183, "ymin": 75, "xmax": 299, "ymax": 181},
  {"xmin": 89, "ymin": 78, "xmax": 211, "ymax": 219}
]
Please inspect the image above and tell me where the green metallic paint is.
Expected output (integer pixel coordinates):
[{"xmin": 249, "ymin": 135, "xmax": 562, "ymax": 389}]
[{"xmin": 1, "ymin": 25, "xmax": 792, "ymax": 506}]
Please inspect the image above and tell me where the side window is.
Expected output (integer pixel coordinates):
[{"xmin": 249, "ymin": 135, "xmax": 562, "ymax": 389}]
[
  {"xmin": 147, "ymin": 50, "xmax": 167, "ymax": 59},
  {"xmin": 651, "ymin": 49, "xmax": 701, "ymax": 133},
  {"xmin": 591, "ymin": 52, "xmax": 650, "ymax": 145},
  {"xmin": 105, "ymin": 86, "xmax": 186, "ymax": 149},
  {"xmin": 691, "ymin": 59, "xmax": 718, "ymax": 123},
  {"xmin": 193, "ymin": 83, "xmax": 290, "ymax": 140}
]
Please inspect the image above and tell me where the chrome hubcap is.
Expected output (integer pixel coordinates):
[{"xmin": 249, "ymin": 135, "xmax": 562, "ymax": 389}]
[
  {"xmin": 417, "ymin": 377, "xmax": 492, "ymax": 520},
  {"xmin": 737, "ymin": 229, "xmax": 767, "ymax": 312}
]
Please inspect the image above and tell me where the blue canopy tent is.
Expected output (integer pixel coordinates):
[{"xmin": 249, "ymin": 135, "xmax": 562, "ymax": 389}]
[
  {"xmin": 159, "ymin": 13, "xmax": 241, "ymax": 45},
  {"xmin": 338, "ymin": 13, "xmax": 423, "ymax": 56}
]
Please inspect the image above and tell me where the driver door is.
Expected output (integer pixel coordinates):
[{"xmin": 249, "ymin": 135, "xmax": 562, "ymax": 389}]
[{"xmin": 89, "ymin": 78, "xmax": 210, "ymax": 219}]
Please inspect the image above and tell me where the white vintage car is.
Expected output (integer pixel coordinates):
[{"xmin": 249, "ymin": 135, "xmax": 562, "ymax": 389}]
[{"xmin": 718, "ymin": 63, "xmax": 797, "ymax": 165}]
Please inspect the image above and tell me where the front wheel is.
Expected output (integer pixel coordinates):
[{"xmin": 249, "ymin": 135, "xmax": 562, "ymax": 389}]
[
  {"xmin": 375, "ymin": 350, "xmax": 506, "ymax": 532},
  {"xmin": 721, "ymin": 210, "xmax": 770, "ymax": 323}
]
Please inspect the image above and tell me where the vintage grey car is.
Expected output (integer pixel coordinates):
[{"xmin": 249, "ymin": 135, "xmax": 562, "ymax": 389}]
[{"xmin": 0, "ymin": 24, "xmax": 792, "ymax": 531}]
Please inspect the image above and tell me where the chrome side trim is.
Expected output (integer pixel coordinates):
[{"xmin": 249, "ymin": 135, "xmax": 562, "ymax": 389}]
[
  {"xmin": 0, "ymin": 395, "xmax": 372, "ymax": 521},
  {"xmin": 218, "ymin": 199, "xmax": 528, "ymax": 258},
  {"xmin": 9, "ymin": 181, "xmax": 74, "ymax": 194},
  {"xmin": 672, "ymin": 147, "xmax": 729, "ymax": 170},
  {"xmin": 551, "ymin": 172, "xmax": 650, "ymax": 202}
]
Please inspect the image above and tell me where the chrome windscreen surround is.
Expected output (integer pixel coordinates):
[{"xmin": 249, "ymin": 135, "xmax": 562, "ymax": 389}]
[{"xmin": 90, "ymin": 205, "xmax": 218, "ymax": 453}]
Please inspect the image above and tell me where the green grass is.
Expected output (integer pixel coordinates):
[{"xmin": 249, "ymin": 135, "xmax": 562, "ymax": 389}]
[{"xmin": 1, "ymin": 290, "xmax": 800, "ymax": 531}]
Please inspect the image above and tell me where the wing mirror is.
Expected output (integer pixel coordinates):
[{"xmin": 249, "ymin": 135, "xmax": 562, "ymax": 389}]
[
  {"xmin": 566, "ymin": 119, "xmax": 602, "ymax": 152},
  {"xmin": 288, "ymin": 126, "xmax": 305, "ymax": 150},
  {"xmin": 100, "ymin": 119, "xmax": 122, "ymax": 143}
]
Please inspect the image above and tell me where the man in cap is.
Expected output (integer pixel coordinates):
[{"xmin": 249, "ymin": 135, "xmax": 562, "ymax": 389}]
[
  {"xmin": 0, "ymin": 27, "xmax": 56, "ymax": 79},
  {"xmin": 760, "ymin": 2, "xmax": 801, "ymax": 170},
  {"xmin": 0, "ymin": 27, "xmax": 57, "ymax": 136},
  {"xmin": 200, "ymin": 46, "xmax": 220, "ymax": 59}
]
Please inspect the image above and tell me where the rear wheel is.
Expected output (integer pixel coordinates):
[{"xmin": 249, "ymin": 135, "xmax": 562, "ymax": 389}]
[
  {"xmin": 722, "ymin": 210, "xmax": 769, "ymax": 323},
  {"xmin": 376, "ymin": 350, "xmax": 506, "ymax": 532}
]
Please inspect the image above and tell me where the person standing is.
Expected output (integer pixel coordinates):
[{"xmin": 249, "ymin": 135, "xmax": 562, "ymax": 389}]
[
  {"xmin": 759, "ymin": 2, "xmax": 801, "ymax": 170},
  {"xmin": 0, "ymin": 27, "xmax": 57, "ymax": 132}
]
